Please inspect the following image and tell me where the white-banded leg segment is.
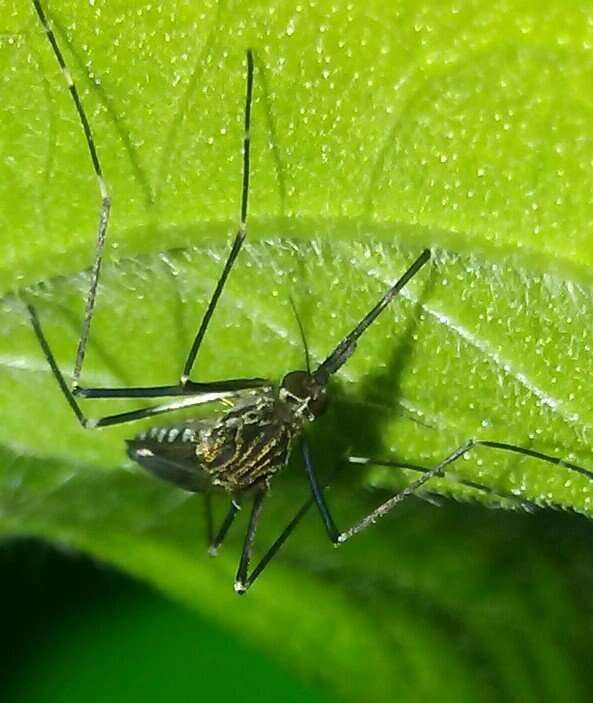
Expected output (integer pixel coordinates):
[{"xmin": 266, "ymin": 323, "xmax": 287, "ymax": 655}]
[
  {"xmin": 335, "ymin": 442, "xmax": 472, "ymax": 543},
  {"xmin": 28, "ymin": 305, "xmax": 241, "ymax": 430},
  {"xmin": 339, "ymin": 438, "xmax": 593, "ymax": 543},
  {"xmin": 32, "ymin": 0, "xmax": 112, "ymax": 389},
  {"xmin": 347, "ymin": 456, "xmax": 537, "ymax": 510}
]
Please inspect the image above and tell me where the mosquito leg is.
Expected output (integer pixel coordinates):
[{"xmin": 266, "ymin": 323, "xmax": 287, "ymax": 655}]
[
  {"xmin": 302, "ymin": 439, "xmax": 471, "ymax": 544},
  {"xmin": 203, "ymin": 494, "xmax": 214, "ymax": 547},
  {"xmin": 338, "ymin": 437, "xmax": 593, "ymax": 543},
  {"xmin": 237, "ymin": 462, "xmax": 350, "ymax": 593},
  {"xmin": 301, "ymin": 440, "xmax": 341, "ymax": 542},
  {"xmin": 32, "ymin": 15, "xmax": 262, "ymax": 402},
  {"xmin": 33, "ymin": 0, "xmax": 111, "ymax": 390},
  {"xmin": 338, "ymin": 443, "xmax": 473, "ymax": 543},
  {"xmin": 235, "ymin": 494, "xmax": 317, "ymax": 594},
  {"xmin": 234, "ymin": 488, "xmax": 266, "ymax": 594},
  {"xmin": 346, "ymin": 456, "xmax": 538, "ymax": 511},
  {"xmin": 352, "ymin": 438, "xmax": 593, "ymax": 499},
  {"xmin": 28, "ymin": 304, "xmax": 238, "ymax": 429},
  {"xmin": 73, "ymin": 377, "xmax": 269, "ymax": 400},
  {"xmin": 181, "ymin": 50, "xmax": 255, "ymax": 385},
  {"xmin": 208, "ymin": 498, "xmax": 242, "ymax": 557},
  {"xmin": 221, "ymin": 437, "xmax": 593, "ymax": 592},
  {"xmin": 470, "ymin": 439, "xmax": 593, "ymax": 482}
]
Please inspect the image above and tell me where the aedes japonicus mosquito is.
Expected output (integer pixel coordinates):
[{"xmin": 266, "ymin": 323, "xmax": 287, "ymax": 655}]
[{"xmin": 28, "ymin": 0, "xmax": 593, "ymax": 593}]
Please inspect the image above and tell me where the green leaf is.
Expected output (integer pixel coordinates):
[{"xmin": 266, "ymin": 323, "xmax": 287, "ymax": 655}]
[{"xmin": 3, "ymin": 1, "xmax": 593, "ymax": 701}]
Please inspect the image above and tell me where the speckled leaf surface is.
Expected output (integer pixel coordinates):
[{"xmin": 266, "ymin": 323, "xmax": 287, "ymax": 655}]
[{"xmin": 2, "ymin": 1, "xmax": 593, "ymax": 701}]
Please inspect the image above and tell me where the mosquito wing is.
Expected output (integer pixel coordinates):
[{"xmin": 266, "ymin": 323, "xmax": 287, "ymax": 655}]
[{"xmin": 127, "ymin": 421, "xmax": 215, "ymax": 492}]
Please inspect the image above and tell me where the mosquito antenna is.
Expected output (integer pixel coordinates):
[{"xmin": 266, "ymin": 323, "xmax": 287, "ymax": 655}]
[
  {"xmin": 289, "ymin": 297, "xmax": 311, "ymax": 373},
  {"xmin": 313, "ymin": 249, "xmax": 431, "ymax": 386}
]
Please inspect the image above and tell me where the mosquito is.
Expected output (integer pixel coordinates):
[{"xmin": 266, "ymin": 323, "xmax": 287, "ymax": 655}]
[{"xmin": 28, "ymin": 0, "xmax": 593, "ymax": 594}]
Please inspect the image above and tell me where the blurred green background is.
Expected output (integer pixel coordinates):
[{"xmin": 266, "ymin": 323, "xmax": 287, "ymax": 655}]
[
  {"xmin": 1, "ymin": 538, "xmax": 331, "ymax": 703},
  {"xmin": 4, "ymin": 498, "xmax": 593, "ymax": 703}
]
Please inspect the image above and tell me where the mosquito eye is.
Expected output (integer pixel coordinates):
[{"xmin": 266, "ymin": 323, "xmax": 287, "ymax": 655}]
[{"xmin": 281, "ymin": 370, "xmax": 310, "ymax": 399}]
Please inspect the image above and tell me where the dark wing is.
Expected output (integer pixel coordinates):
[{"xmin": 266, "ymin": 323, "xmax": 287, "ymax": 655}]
[{"xmin": 126, "ymin": 423, "xmax": 213, "ymax": 493}]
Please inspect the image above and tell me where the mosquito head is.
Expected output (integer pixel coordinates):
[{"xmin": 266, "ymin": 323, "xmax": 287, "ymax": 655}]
[{"xmin": 279, "ymin": 370, "xmax": 328, "ymax": 421}]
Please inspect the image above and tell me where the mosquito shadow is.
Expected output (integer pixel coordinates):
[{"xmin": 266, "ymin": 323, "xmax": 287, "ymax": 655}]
[
  {"xmin": 50, "ymin": 11, "xmax": 154, "ymax": 208},
  {"xmin": 256, "ymin": 55, "xmax": 288, "ymax": 217}
]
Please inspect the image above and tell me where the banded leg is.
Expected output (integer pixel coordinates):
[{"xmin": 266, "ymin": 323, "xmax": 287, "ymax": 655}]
[
  {"xmin": 233, "ymin": 437, "xmax": 593, "ymax": 593},
  {"xmin": 304, "ymin": 439, "xmax": 593, "ymax": 545},
  {"xmin": 303, "ymin": 440, "xmax": 450, "ymax": 544},
  {"xmin": 346, "ymin": 456, "xmax": 538, "ymax": 511},
  {"xmin": 28, "ymin": 305, "xmax": 248, "ymax": 429},
  {"xmin": 32, "ymin": 6, "xmax": 260, "ymax": 402},
  {"xmin": 230, "ymin": 448, "xmax": 504, "ymax": 594},
  {"xmin": 33, "ymin": 0, "xmax": 111, "ymax": 389},
  {"xmin": 238, "ymin": 451, "xmax": 497, "ymax": 594}
]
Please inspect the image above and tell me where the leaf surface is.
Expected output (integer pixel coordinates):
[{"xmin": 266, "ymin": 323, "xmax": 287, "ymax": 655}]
[{"xmin": 2, "ymin": 1, "xmax": 593, "ymax": 701}]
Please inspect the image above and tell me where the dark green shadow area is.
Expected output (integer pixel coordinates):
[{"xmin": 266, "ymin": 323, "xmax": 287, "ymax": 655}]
[{"xmin": 0, "ymin": 539, "xmax": 332, "ymax": 703}]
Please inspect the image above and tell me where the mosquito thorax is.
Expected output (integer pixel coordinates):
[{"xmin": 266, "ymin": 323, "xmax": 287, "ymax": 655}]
[{"xmin": 278, "ymin": 370, "xmax": 328, "ymax": 421}]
